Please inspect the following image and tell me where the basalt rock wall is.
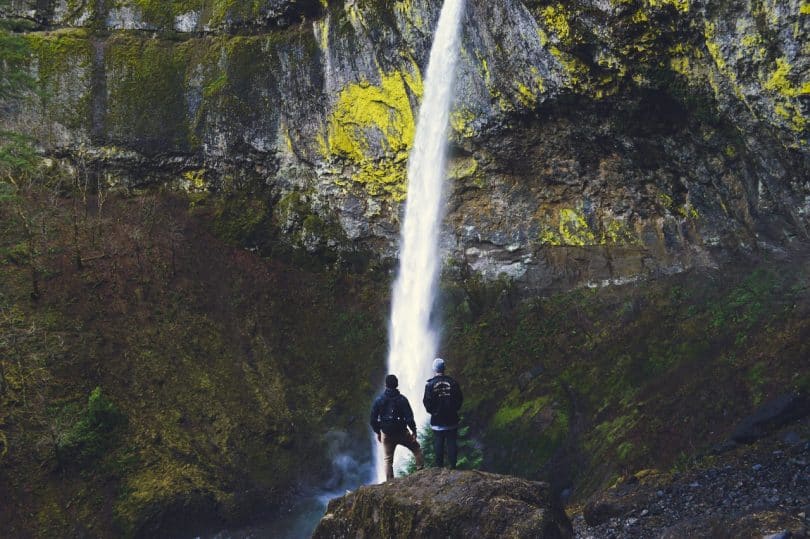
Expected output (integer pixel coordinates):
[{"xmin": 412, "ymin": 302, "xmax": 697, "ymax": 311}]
[{"xmin": 2, "ymin": 0, "xmax": 808, "ymax": 291}]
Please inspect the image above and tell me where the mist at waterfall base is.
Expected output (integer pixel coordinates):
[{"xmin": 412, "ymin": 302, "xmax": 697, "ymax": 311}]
[{"xmin": 377, "ymin": 0, "xmax": 466, "ymax": 482}]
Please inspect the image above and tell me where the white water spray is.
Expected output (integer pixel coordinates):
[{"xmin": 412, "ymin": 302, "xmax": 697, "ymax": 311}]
[{"xmin": 375, "ymin": 0, "xmax": 466, "ymax": 482}]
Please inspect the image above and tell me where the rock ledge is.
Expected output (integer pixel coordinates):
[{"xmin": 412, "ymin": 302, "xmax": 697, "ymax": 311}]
[{"xmin": 313, "ymin": 468, "xmax": 572, "ymax": 539}]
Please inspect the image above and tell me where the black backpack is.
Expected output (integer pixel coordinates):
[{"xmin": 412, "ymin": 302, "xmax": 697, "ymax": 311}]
[
  {"xmin": 380, "ymin": 395, "xmax": 407, "ymax": 435},
  {"xmin": 427, "ymin": 376, "xmax": 460, "ymax": 425}
]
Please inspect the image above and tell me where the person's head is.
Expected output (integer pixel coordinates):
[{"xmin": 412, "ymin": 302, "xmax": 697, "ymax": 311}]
[
  {"xmin": 385, "ymin": 374, "xmax": 398, "ymax": 389},
  {"xmin": 432, "ymin": 358, "xmax": 446, "ymax": 374}
]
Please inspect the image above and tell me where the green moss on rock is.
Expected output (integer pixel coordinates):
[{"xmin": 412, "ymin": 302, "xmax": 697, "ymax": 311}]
[
  {"xmin": 25, "ymin": 29, "xmax": 93, "ymax": 131},
  {"xmin": 105, "ymin": 33, "xmax": 190, "ymax": 152}
]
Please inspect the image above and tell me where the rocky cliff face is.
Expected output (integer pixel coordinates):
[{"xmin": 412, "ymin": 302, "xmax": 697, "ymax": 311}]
[
  {"xmin": 1, "ymin": 0, "xmax": 808, "ymax": 290},
  {"xmin": 313, "ymin": 468, "xmax": 574, "ymax": 538}
]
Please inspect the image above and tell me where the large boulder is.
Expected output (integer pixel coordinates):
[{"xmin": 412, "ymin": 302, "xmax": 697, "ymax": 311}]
[
  {"xmin": 731, "ymin": 392, "xmax": 810, "ymax": 444},
  {"xmin": 312, "ymin": 469, "xmax": 573, "ymax": 539}
]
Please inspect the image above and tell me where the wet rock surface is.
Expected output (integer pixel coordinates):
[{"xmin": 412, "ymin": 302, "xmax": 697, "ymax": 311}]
[
  {"xmin": 313, "ymin": 468, "xmax": 573, "ymax": 539},
  {"xmin": 573, "ymin": 422, "xmax": 810, "ymax": 538}
]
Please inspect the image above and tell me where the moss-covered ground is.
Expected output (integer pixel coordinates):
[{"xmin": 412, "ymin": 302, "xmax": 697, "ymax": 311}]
[
  {"xmin": 443, "ymin": 252, "xmax": 810, "ymax": 498},
  {"xmin": 0, "ymin": 185, "xmax": 389, "ymax": 537}
]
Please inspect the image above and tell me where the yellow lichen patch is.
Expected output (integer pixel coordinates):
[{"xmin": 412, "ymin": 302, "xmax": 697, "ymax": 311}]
[
  {"xmin": 632, "ymin": 73, "xmax": 649, "ymax": 85},
  {"xmin": 516, "ymin": 83, "xmax": 536, "ymax": 107},
  {"xmin": 764, "ymin": 57, "xmax": 810, "ymax": 98},
  {"xmin": 450, "ymin": 108, "xmax": 476, "ymax": 139},
  {"xmin": 550, "ymin": 47, "xmax": 590, "ymax": 91},
  {"xmin": 323, "ymin": 70, "xmax": 422, "ymax": 161},
  {"xmin": 774, "ymin": 102, "xmax": 808, "ymax": 133},
  {"xmin": 667, "ymin": 43, "xmax": 704, "ymax": 79},
  {"xmin": 596, "ymin": 51, "xmax": 624, "ymax": 72},
  {"xmin": 537, "ymin": 27, "xmax": 550, "ymax": 47},
  {"xmin": 345, "ymin": 2, "xmax": 366, "ymax": 28},
  {"xmin": 543, "ymin": 208, "xmax": 595, "ymax": 246},
  {"xmin": 741, "ymin": 33, "xmax": 762, "ymax": 48},
  {"xmin": 645, "ymin": 0, "xmax": 690, "ymax": 12},
  {"xmin": 515, "ymin": 67, "xmax": 547, "ymax": 108},
  {"xmin": 677, "ymin": 204, "xmax": 700, "ymax": 220},
  {"xmin": 314, "ymin": 17, "xmax": 329, "ymax": 53},
  {"xmin": 479, "ymin": 56, "xmax": 492, "ymax": 86},
  {"xmin": 704, "ymin": 22, "xmax": 728, "ymax": 73},
  {"xmin": 274, "ymin": 120, "xmax": 295, "ymax": 156},
  {"xmin": 447, "ymin": 157, "xmax": 480, "ymax": 180},
  {"xmin": 392, "ymin": 0, "xmax": 414, "ymax": 16},
  {"xmin": 320, "ymin": 69, "xmax": 423, "ymax": 200},
  {"xmin": 538, "ymin": 207, "xmax": 636, "ymax": 247},
  {"xmin": 801, "ymin": 1, "xmax": 810, "ymax": 15},
  {"xmin": 181, "ymin": 169, "xmax": 206, "ymax": 192},
  {"xmin": 475, "ymin": 52, "xmax": 506, "ymax": 105},
  {"xmin": 761, "ymin": 58, "xmax": 810, "ymax": 135},
  {"xmin": 702, "ymin": 21, "xmax": 754, "ymax": 104},
  {"xmin": 540, "ymin": 4, "xmax": 573, "ymax": 46},
  {"xmin": 670, "ymin": 55, "xmax": 691, "ymax": 76},
  {"xmin": 393, "ymin": 0, "xmax": 424, "ymax": 29},
  {"xmin": 347, "ymin": 160, "xmax": 411, "ymax": 199},
  {"xmin": 604, "ymin": 219, "xmax": 636, "ymax": 244},
  {"xmin": 631, "ymin": 10, "xmax": 649, "ymax": 24},
  {"xmin": 659, "ymin": 191, "xmax": 700, "ymax": 220},
  {"xmin": 753, "ymin": 0, "xmax": 782, "ymax": 28}
]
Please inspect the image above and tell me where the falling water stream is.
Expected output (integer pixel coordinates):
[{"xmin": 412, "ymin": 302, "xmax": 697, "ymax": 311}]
[
  {"xmin": 206, "ymin": 2, "xmax": 466, "ymax": 536},
  {"xmin": 378, "ymin": 0, "xmax": 466, "ymax": 481}
]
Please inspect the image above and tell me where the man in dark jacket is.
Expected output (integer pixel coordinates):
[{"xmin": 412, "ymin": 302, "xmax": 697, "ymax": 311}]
[
  {"xmin": 423, "ymin": 358, "xmax": 463, "ymax": 468},
  {"xmin": 370, "ymin": 374, "xmax": 424, "ymax": 481}
]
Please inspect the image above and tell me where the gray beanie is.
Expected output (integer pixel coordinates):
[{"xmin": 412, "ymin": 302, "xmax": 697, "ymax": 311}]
[{"xmin": 432, "ymin": 358, "xmax": 446, "ymax": 373}]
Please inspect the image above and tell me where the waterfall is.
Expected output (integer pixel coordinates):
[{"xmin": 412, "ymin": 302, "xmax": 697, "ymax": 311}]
[{"xmin": 376, "ymin": 0, "xmax": 466, "ymax": 482}]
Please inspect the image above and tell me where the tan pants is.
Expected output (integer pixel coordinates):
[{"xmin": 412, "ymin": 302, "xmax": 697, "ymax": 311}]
[{"xmin": 382, "ymin": 431, "xmax": 424, "ymax": 481}]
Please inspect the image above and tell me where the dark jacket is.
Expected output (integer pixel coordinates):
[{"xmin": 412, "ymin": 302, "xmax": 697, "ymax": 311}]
[
  {"xmin": 370, "ymin": 388, "xmax": 417, "ymax": 435},
  {"xmin": 423, "ymin": 374, "xmax": 463, "ymax": 428}
]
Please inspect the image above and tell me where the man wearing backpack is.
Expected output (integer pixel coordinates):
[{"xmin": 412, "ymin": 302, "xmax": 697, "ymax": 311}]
[
  {"xmin": 370, "ymin": 374, "xmax": 424, "ymax": 481},
  {"xmin": 423, "ymin": 358, "xmax": 463, "ymax": 468}
]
